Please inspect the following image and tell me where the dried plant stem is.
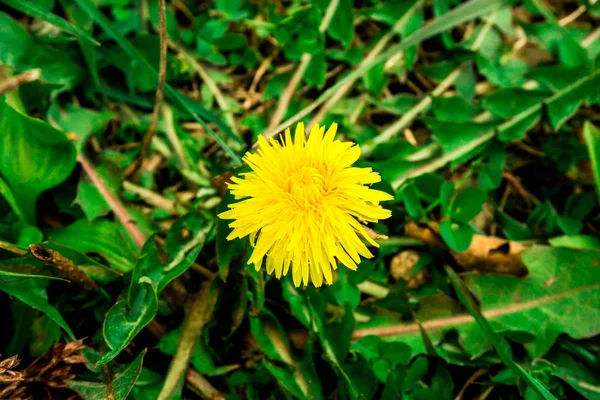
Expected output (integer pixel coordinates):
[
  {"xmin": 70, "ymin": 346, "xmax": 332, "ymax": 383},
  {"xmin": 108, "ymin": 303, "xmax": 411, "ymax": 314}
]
[
  {"xmin": 0, "ymin": 69, "xmax": 41, "ymax": 96},
  {"xmin": 169, "ymin": 39, "xmax": 239, "ymax": 138},
  {"xmin": 123, "ymin": 181, "xmax": 187, "ymax": 215},
  {"xmin": 367, "ymin": 11, "xmax": 496, "ymax": 152},
  {"xmin": 158, "ymin": 282, "xmax": 222, "ymax": 400},
  {"xmin": 162, "ymin": 104, "xmax": 190, "ymax": 170},
  {"xmin": 305, "ymin": 0, "xmax": 426, "ymax": 132},
  {"xmin": 29, "ymin": 244, "xmax": 97, "ymax": 290},
  {"xmin": 78, "ymin": 154, "xmax": 146, "ymax": 248},
  {"xmin": 125, "ymin": 0, "xmax": 168, "ymax": 178},
  {"xmin": 265, "ymin": 0, "xmax": 341, "ymax": 134},
  {"xmin": 0, "ymin": 240, "xmax": 27, "ymax": 256}
]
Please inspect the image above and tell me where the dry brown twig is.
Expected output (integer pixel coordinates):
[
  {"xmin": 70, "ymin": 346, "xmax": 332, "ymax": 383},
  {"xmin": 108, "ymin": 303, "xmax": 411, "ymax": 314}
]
[
  {"xmin": 125, "ymin": 0, "xmax": 168, "ymax": 178},
  {"xmin": 0, "ymin": 69, "xmax": 41, "ymax": 96},
  {"xmin": 158, "ymin": 282, "xmax": 218, "ymax": 400},
  {"xmin": 29, "ymin": 244, "xmax": 97, "ymax": 290}
]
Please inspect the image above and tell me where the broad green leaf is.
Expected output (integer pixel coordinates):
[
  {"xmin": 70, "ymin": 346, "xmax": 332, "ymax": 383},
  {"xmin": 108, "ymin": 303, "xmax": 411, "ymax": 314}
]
[
  {"xmin": 47, "ymin": 219, "xmax": 138, "ymax": 273},
  {"xmin": 431, "ymin": 96, "xmax": 478, "ymax": 122},
  {"xmin": 439, "ymin": 220, "xmax": 473, "ymax": 252},
  {"xmin": 0, "ymin": 99, "xmax": 76, "ymax": 224},
  {"xmin": 450, "ymin": 186, "xmax": 488, "ymax": 223},
  {"xmin": 68, "ymin": 349, "xmax": 146, "ymax": 400},
  {"xmin": 99, "ymin": 212, "xmax": 212, "ymax": 365},
  {"xmin": 583, "ymin": 121, "xmax": 600, "ymax": 201},
  {"xmin": 546, "ymin": 73, "xmax": 598, "ymax": 130},
  {"xmin": 98, "ymin": 279, "xmax": 157, "ymax": 367},
  {"xmin": 425, "ymin": 119, "xmax": 496, "ymax": 153},
  {"xmin": 0, "ymin": 13, "xmax": 83, "ymax": 90},
  {"xmin": 304, "ymin": 50, "xmax": 326, "ymax": 88},
  {"xmin": 446, "ymin": 267, "xmax": 556, "ymax": 400},
  {"xmin": 399, "ymin": 183, "xmax": 424, "ymax": 219},
  {"xmin": 0, "ymin": 279, "xmax": 74, "ymax": 339},
  {"xmin": 356, "ymin": 247, "xmax": 600, "ymax": 361},
  {"xmin": 478, "ymin": 140, "xmax": 506, "ymax": 190},
  {"xmin": 481, "ymin": 89, "xmax": 550, "ymax": 119},
  {"xmin": 327, "ymin": 0, "xmax": 353, "ymax": 47},
  {"xmin": 0, "ymin": 0, "xmax": 98, "ymax": 45}
]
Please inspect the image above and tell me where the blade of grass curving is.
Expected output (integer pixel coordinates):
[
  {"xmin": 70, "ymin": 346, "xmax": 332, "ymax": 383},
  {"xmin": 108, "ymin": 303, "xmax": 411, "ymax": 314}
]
[
  {"xmin": 71, "ymin": 0, "xmax": 243, "ymax": 166},
  {"xmin": 0, "ymin": 0, "xmax": 99, "ymax": 45},
  {"xmin": 445, "ymin": 267, "xmax": 556, "ymax": 400},
  {"xmin": 266, "ymin": 0, "xmax": 510, "ymax": 138}
]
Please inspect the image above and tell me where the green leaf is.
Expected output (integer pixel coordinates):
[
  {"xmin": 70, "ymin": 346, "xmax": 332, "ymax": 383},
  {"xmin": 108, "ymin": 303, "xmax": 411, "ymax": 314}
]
[
  {"xmin": 446, "ymin": 267, "xmax": 556, "ymax": 400},
  {"xmin": 549, "ymin": 235, "xmax": 600, "ymax": 251},
  {"xmin": 424, "ymin": 119, "xmax": 496, "ymax": 153},
  {"xmin": 546, "ymin": 73, "xmax": 598, "ymax": 130},
  {"xmin": 274, "ymin": 0, "xmax": 513, "ymax": 134},
  {"xmin": 400, "ymin": 183, "xmax": 424, "ymax": 219},
  {"xmin": 549, "ymin": 350, "xmax": 600, "ymax": 400},
  {"xmin": 0, "ymin": 99, "xmax": 76, "ymax": 224},
  {"xmin": 439, "ymin": 220, "xmax": 473, "ymax": 252},
  {"xmin": 48, "ymin": 219, "xmax": 138, "ymax": 273},
  {"xmin": 68, "ymin": 349, "xmax": 147, "ymax": 400},
  {"xmin": 249, "ymin": 309, "xmax": 311, "ymax": 399},
  {"xmin": 0, "ymin": 0, "xmax": 98, "ymax": 45},
  {"xmin": 304, "ymin": 50, "xmax": 326, "ymax": 88},
  {"xmin": 481, "ymin": 89, "xmax": 550, "ymax": 119},
  {"xmin": 0, "ymin": 279, "xmax": 74, "ymax": 339},
  {"xmin": 99, "ymin": 212, "xmax": 212, "ymax": 365},
  {"xmin": 328, "ymin": 0, "xmax": 353, "ymax": 47},
  {"xmin": 0, "ymin": 13, "xmax": 83, "ymax": 90},
  {"xmin": 71, "ymin": 0, "xmax": 242, "ymax": 165},
  {"xmin": 48, "ymin": 104, "xmax": 116, "ymax": 153},
  {"xmin": 0, "ymin": 259, "xmax": 63, "ymax": 280},
  {"xmin": 450, "ymin": 186, "xmax": 488, "ymax": 223},
  {"xmin": 583, "ymin": 121, "xmax": 600, "ymax": 201},
  {"xmin": 431, "ymin": 96, "xmax": 478, "ymax": 122},
  {"xmin": 498, "ymin": 109, "xmax": 540, "ymax": 142},
  {"xmin": 362, "ymin": 61, "xmax": 388, "ymax": 96},
  {"xmin": 478, "ymin": 140, "xmax": 506, "ymax": 190}
]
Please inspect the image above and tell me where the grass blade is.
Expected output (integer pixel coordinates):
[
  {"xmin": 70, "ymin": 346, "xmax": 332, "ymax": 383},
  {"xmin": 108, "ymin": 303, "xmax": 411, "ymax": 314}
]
[
  {"xmin": 445, "ymin": 267, "xmax": 556, "ymax": 400},
  {"xmin": 71, "ymin": 0, "xmax": 243, "ymax": 166},
  {"xmin": 268, "ymin": 0, "xmax": 510, "ymax": 137},
  {"xmin": 0, "ymin": 0, "xmax": 99, "ymax": 46},
  {"xmin": 583, "ymin": 121, "xmax": 600, "ymax": 202}
]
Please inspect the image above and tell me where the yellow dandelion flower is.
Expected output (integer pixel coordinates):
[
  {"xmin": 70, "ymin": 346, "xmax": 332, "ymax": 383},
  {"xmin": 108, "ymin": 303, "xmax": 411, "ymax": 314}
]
[{"xmin": 218, "ymin": 122, "xmax": 393, "ymax": 287}]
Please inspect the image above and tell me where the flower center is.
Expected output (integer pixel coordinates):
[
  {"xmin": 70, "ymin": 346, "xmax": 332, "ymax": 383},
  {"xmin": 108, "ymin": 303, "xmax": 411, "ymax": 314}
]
[{"xmin": 286, "ymin": 167, "xmax": 327, "ymax": 205}]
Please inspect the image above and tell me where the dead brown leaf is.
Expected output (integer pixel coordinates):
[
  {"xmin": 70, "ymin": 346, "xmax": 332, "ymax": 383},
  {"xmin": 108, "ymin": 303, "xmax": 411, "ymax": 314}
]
[{"xmin": 404, "ymin": 222, "xmax": 528, "ymax": 276}]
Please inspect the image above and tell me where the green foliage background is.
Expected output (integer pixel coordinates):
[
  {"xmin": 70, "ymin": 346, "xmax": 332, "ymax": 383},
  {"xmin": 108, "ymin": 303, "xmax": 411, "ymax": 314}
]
[{"xmin": 0, "ymin": 0, "xmax": 599, "ymax": 399}]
